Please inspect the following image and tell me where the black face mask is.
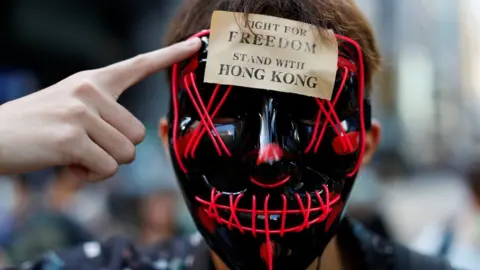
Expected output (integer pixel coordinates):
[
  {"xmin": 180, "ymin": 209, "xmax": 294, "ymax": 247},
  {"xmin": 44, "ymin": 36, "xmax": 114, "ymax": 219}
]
[{"xmin": 167, "ymin": 30, "xmax": 371, "ymax": 270}]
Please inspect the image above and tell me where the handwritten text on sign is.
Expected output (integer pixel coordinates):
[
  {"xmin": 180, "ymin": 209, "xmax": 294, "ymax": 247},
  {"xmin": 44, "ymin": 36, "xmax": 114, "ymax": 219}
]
[{"xmin": 204, "ymin": 11, "xmax": 338, "ymax": 100}]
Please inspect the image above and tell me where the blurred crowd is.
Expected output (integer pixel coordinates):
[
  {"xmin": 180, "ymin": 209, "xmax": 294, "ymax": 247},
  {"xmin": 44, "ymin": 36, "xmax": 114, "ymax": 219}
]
[{"xmin": 1, "ymin": 0, "xmax": 480, "ymax": 269}]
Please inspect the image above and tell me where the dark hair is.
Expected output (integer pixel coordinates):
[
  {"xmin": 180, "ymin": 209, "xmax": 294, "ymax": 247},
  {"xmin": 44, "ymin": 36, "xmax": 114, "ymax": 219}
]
[{"xmin": 164, "ymin": 0, "xmax": 381, "ymax": 89}]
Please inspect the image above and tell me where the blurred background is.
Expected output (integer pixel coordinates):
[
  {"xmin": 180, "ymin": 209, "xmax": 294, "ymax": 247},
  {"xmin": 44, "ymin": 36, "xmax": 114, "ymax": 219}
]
[{"xmin": 0, "ymin": 0, "xmax": 479, "ymax": 269}]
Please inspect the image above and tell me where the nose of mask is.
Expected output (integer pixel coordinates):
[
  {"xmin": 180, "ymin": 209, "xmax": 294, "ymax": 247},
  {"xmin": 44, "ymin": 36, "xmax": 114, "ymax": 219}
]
[
  {"xmin": 244, "ymin": 97, "xmax": 300, "ymax": 188},
  {"xmin": 247, "ymin": 143, "xmax": 295, "ymax": 188}
]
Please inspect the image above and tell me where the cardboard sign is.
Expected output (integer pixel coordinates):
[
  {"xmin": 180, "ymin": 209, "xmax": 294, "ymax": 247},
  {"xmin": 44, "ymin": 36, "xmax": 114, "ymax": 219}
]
[{"xmin": 204, "ymin": 10, "xmax": 338, "ymax": 100}]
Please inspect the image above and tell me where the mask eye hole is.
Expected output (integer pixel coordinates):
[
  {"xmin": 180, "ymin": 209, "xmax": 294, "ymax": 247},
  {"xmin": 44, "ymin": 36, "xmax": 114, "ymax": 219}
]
[{"xmin": 212, "ymin": 117, "xmax": 238, "ymax": 124}]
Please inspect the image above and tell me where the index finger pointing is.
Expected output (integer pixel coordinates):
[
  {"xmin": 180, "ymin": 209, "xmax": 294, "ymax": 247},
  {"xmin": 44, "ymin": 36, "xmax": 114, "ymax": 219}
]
[{"xmin": 96, "ymin": 37, "xmax": 202, "ymax": 99}]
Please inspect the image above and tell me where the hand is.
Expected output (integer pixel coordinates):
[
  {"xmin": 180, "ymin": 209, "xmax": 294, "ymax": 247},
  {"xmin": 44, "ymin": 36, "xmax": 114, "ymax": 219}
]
[{"xmin": 0, "ymin": 38, "xmax": 201, "ymax": 181}]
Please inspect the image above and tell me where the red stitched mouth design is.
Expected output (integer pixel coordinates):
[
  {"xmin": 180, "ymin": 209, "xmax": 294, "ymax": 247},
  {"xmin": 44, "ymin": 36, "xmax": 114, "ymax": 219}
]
[{"xmin": 195, "ymin": 184, "xmax": 340, "ymax": 236}]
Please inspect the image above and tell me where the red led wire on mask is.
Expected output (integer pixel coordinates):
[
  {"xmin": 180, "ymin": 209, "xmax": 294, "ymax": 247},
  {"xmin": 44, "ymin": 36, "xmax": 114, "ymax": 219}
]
[{"xmin": 170, "ymin": 29, "xmax": 366, "ymax": 270}]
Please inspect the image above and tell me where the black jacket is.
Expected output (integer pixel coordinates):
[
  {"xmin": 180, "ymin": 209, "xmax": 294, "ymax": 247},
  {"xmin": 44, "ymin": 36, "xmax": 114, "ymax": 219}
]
[{"xmin": 1, "ymin": 219, "xmax": 458, "ymax": 270}]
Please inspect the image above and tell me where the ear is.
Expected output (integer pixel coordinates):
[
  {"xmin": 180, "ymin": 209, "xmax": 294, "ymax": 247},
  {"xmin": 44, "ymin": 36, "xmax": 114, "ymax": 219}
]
[
  {"xmin": 362, "ymin": 120, "xmax": 381, "ymax": 165},
  {"xmin": 158, "ymin": 117, "xmax": 170, "ymax": 155}
]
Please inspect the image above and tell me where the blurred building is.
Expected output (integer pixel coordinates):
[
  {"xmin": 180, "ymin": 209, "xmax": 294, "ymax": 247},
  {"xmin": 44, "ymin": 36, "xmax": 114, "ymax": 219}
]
[{"xmin": 459, "ymin": 0, "xmax": 480, "ymax": 161}]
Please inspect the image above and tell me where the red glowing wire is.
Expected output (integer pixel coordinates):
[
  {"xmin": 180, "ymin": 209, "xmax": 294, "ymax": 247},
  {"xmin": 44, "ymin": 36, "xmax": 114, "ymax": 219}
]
[
  {"xmin": 189, "ymin": 84, "xmax": 233, "ymax": 158},
  {"xmin": 335, "ymin": 34, "xmax": 366, "ymax": 177},
  {"xmin": 182, "ymin": 76, "xmax": 224, "ymax": 155},
  {"xmin": 250, "ymin": 175, "xmax": 291, "ymax": 188},
  {"xmin": 184, "ymin": 83, "xmax": 222, "ymax": 159},
  {"xmin": 264, "ymin": 194, "xmax": 273, "ymax": 270},
  {"xmin": 196, "ymin": 184, "xmax": 339, "ymax": 270},
  {"xmin": 304, "ymin": 67, "xmax": 350, "ymax": 153},
  {"xmin": 195, "ymin": 185, "xmax": 340, "ymax": 234},
  {"xmin": 313, "ymin": 68, "xmax": 353, "ymax": 153}
]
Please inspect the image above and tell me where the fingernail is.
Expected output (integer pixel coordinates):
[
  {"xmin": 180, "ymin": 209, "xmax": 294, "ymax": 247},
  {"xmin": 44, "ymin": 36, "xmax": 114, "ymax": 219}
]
[{"xmin": 185, "ymin": 37, "xmax": 201, "ymax": 47}]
